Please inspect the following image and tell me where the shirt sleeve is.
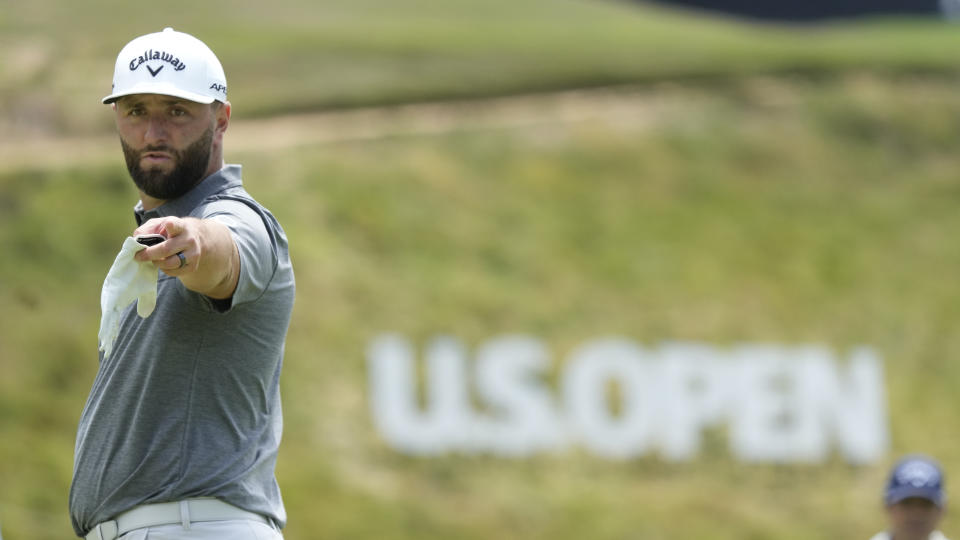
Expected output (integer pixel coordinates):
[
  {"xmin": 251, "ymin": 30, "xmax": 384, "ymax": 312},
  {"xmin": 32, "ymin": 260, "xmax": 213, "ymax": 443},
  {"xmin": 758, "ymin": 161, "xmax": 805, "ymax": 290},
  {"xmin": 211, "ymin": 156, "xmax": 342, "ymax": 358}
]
[{"xmin": 200, "ymin": 199, "xmax": 278, "ymax": 309}]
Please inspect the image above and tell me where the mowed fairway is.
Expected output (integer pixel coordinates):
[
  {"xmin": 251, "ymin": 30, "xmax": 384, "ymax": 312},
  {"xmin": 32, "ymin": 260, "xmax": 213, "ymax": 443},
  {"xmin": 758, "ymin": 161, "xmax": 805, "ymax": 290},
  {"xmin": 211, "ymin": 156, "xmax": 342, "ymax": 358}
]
[
  {"xmin": 5, "ymin": 0, "xmax": 960, "ymax": 136},
  {"xmin": 3, "ymin": 2, "xmax": 960, "ymax": 539}
]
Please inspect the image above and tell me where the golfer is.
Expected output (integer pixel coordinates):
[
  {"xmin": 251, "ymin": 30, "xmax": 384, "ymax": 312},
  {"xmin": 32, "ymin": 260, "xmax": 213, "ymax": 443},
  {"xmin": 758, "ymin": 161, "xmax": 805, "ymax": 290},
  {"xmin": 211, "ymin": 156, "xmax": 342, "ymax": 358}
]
[{"xmin": 69, "ymin": 28, "xmax": 295, "ymax": 540}]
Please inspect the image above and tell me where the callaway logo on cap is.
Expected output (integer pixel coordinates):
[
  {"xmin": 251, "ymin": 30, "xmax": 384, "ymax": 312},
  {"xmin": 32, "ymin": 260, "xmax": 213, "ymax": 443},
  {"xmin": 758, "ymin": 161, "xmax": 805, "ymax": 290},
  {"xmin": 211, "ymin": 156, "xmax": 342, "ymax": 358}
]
[{"xmin": 103, "ymin": 27, "xmax": 227, "ymax": 105}]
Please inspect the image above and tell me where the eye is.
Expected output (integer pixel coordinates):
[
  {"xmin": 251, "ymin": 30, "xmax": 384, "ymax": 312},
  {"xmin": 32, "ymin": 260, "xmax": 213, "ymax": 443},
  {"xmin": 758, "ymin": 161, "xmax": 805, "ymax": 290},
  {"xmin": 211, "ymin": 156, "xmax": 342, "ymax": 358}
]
[
  {"xmin": 127, "ymin": 106, "xmax": 145, "ymax": 117},
  {"xmin": 170, "ymin": 107, "xmax": 190, "ymax": 118}
]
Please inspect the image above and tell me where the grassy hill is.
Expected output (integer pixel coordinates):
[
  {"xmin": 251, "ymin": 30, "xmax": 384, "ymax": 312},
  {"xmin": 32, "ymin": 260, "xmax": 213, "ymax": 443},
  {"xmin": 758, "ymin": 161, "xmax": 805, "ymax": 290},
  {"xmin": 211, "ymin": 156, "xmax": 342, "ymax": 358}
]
[
  {"xmin": 4, "ymin": 2, "xmax": 960, "ymax": 539},
  {"xmin": 5, "ymin": 0, "xmax": 960, "ymax": 136}
]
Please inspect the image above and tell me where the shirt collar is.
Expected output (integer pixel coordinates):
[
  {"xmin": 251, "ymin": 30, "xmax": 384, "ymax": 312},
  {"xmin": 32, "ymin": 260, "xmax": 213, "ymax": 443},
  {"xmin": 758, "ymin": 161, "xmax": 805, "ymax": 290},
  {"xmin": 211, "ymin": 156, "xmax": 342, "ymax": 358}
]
[{"xmin": 134, "ymin": 164, "xmax": 243, "ymax": 225}]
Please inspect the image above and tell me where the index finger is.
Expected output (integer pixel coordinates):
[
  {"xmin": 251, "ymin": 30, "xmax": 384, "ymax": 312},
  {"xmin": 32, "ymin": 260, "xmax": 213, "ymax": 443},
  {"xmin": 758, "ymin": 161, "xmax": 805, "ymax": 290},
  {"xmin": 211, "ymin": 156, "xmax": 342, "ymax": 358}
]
[{"xmin": 132, "ymin": 217, "xmax": 167, "ymax": 237}]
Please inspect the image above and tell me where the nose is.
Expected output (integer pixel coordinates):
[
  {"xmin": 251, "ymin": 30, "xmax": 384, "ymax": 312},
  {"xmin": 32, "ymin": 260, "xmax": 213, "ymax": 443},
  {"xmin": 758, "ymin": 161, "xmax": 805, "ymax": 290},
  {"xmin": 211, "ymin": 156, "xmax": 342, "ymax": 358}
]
[{"xmin": 143, "ymin": 114, "xmax": 169, "ymax": 145}]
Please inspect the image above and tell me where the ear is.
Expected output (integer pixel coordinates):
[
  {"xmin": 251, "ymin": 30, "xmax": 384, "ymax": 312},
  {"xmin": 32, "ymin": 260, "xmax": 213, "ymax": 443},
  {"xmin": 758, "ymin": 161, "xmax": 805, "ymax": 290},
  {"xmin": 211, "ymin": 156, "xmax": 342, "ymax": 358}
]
[{"xmin": 215, "ymin": 101, "xmax": 231, "ymax": 135}]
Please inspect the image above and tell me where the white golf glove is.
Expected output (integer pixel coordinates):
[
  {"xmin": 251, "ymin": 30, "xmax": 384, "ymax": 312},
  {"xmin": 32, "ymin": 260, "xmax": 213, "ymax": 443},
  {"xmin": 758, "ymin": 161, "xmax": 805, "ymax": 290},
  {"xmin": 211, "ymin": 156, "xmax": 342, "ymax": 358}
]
[{"xmin": 97, "ymin": 237, "xmax": 158, "ymax": 359}]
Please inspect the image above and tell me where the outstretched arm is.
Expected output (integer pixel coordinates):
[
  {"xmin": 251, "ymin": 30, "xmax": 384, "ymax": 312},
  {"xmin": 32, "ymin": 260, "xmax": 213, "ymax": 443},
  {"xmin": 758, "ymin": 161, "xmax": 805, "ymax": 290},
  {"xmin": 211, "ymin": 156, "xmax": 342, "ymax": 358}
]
[{"xmin": 133, "ymin": 216, "xmax": 240, "ymax": 300}]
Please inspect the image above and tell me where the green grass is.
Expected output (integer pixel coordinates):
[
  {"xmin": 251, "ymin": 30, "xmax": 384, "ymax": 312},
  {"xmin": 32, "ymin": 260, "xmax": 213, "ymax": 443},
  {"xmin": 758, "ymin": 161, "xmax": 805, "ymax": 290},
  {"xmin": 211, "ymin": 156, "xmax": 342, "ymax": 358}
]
[
  {"xmin": 5, "ymin": 0, "xmax": 960, "ymax": 136},
  {"xmin": 6, "ymin": 1, "xmax": 960, "ymax": 538},
  {"xmin": 4, "ymin": 73, "xmax": 960, "ymax": 538}
]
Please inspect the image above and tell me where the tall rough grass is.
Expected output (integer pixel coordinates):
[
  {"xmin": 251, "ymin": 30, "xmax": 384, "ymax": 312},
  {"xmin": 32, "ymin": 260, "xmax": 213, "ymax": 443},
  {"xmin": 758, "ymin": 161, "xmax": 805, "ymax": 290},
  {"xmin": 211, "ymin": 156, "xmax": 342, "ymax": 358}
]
[{"xmin": 3, "ymin": 74, "xmax": 960, "ymax": 538}]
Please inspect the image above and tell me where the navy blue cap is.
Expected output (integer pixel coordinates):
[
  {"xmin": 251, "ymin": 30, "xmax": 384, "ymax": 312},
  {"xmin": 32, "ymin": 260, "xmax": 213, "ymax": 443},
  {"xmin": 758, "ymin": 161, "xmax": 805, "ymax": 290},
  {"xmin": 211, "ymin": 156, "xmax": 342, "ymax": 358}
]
[{"xmin": 885, "ymin": 455, "xmax": 946, "ymax": 507}]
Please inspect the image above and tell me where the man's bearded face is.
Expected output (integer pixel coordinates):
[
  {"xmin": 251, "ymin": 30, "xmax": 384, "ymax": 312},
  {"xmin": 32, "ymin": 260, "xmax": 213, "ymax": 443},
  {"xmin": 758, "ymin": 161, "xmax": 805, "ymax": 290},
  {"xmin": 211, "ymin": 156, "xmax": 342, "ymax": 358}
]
[{"xmin": 122, "ymin": 125, "xmax": 213, "ymax": 200}]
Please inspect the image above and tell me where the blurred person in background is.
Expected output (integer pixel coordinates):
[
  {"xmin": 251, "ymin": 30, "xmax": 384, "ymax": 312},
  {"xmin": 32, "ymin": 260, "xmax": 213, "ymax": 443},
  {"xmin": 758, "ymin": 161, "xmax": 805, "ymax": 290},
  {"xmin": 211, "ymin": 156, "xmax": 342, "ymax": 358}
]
[
  {"xmin": 871, "ymin": 455, "xmax": 950, "ymax": 540},
  {"xmin": 69, "ymin": 28, "xmax": 294, "ymax": 540}
]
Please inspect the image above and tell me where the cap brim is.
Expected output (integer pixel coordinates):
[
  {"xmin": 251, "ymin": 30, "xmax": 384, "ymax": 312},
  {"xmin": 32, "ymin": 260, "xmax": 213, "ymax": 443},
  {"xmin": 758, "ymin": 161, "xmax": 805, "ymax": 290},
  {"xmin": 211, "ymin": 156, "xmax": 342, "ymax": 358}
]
[
  {"xmin": 102, "ymin": 82, "xmax": 216, "ymax": 105},
  {"xmin": 886, "ymin": 486, "xmax": 944, "ymax": 507}
]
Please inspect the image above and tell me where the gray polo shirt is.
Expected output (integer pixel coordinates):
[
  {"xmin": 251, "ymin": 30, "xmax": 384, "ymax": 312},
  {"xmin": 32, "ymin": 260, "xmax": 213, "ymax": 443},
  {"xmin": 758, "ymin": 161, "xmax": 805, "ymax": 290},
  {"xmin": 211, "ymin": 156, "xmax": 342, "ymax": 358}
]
[{"xmin": 69, "ymin": 165, "xmax": 295, "ymax": 537}]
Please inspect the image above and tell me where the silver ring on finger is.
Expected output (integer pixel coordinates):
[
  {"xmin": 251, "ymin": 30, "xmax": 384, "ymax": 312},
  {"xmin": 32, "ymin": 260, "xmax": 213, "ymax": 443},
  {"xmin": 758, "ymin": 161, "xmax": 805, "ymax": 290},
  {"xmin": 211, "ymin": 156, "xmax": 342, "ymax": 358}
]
[{"xmin": 176, "ymin": 251, "xmax": 187, "ymax": 269}]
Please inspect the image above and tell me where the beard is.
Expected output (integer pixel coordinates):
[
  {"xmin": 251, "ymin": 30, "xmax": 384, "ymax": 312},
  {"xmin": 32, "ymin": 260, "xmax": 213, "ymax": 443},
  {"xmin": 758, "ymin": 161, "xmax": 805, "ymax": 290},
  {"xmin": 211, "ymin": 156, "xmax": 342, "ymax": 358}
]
[{"xmin": 121, "ymin": 126, "xmax": 214, "ymax": 200}]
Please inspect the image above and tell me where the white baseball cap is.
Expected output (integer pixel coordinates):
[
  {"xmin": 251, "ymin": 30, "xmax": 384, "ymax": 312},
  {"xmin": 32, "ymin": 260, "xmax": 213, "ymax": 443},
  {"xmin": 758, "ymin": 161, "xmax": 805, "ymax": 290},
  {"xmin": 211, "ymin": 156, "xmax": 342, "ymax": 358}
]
[{"xmin": 103, "ymin": 27, "xmax": 227, "ymax": 105}]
